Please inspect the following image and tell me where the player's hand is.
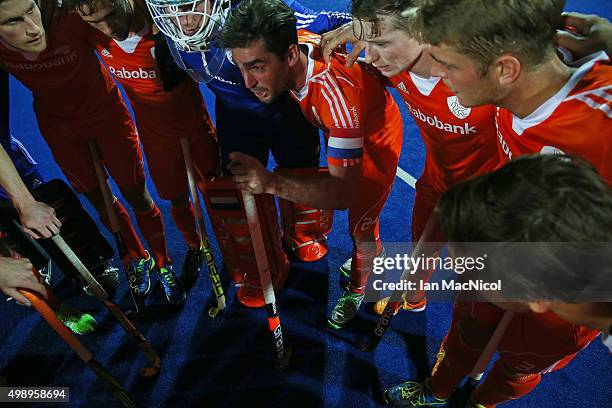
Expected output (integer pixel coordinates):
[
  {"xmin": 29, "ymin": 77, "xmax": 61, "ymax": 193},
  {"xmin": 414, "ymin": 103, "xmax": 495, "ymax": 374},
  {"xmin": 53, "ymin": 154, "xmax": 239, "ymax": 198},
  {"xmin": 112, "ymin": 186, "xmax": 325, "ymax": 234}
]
[
  {"xmin": 15, "ymin": 199, "xmax": 61, "ymax": 239},
  {"xmin": 557, "ymin": 12, "xmax": 612, "ymax": 58},
  {"xmin": 0, "ymin": 256, "xmax": 47, "ymax": 306},
  {"xmin": 227, "ymin": 152, "xmax": 274, "ymax": 195},
  {"xmin": 320, "ymin": 22, "xmax": 365, "ymax": 67}
]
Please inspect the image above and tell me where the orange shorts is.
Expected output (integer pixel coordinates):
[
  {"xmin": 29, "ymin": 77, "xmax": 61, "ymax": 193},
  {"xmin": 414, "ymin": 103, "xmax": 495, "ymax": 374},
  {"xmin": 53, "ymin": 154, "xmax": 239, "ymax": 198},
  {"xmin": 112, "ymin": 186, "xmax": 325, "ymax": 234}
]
[
  {"xmin": 36, "ymin": 105, "xmax": 145, "ymax": 193},
  {"xmin": 134, "ymin": 107, "xmax": 219, "ymax": 200}
]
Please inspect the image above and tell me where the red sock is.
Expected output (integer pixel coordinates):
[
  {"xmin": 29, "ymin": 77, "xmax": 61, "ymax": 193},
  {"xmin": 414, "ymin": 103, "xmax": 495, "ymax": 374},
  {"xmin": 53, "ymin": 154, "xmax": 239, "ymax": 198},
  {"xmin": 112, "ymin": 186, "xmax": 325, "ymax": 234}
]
[
  {"xmin": 135, "ymin": 205, "xmax": 170, "ymax": 267},
  {"xmin": 348, "ymin": 236, "xmax": 382, "ymax": 294},
  {"xmin": 348, "ymin": 247, "xmax": 377, "ymax": 294},
  {"xmin": 170, "ymin": 204, "xmax": 201, "ymax": 249},
  {"xmin": 99, "ymin": 199, "xmax": 148, "ymax": 261}
]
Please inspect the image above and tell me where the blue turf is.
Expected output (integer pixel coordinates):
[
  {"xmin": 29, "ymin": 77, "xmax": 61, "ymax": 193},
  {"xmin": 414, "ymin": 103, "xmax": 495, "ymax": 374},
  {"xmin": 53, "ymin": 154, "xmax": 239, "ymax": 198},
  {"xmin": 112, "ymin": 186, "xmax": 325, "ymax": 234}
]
[{"xmin": 2, "ymin": 1, "xmax": 611, "ymax": 406}]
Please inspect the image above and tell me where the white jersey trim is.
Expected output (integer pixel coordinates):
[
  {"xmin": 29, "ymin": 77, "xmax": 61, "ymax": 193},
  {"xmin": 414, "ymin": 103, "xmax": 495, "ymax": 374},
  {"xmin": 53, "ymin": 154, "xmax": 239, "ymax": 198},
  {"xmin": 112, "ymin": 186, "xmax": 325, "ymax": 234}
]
[
  {"xmin": 292, "ymin": 42, "xmax": 317, "ymax": 101},
  {"xmin": 408, "ymin": 72, "xmax": 441, "ymax": 96},
  {"xmin": 113, "ymin": 21, "xmax": 150, "ymax": 54},
  {"xmin": 511, "ymin": 51, "xmax": 610, "ymax": 135},
  {"xmin": 292, "ymin": 42, "xmax": 357, "ymax": 129},
  {"xmin": 564, "ymin": 85, "xmax": 612, "ymax": 119}
]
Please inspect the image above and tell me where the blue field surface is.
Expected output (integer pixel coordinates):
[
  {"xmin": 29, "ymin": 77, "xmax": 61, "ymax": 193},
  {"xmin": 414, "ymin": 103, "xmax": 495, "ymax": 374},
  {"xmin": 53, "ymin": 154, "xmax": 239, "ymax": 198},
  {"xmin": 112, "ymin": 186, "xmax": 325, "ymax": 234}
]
[{"xmin": 2, "ymin": 1, "xmax": 610, "ymax": 406}]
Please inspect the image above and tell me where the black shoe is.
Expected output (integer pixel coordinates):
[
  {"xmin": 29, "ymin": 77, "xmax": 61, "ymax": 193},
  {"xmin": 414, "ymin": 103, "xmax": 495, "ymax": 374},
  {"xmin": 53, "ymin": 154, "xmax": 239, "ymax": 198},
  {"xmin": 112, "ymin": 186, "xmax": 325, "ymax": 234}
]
[
  {"xmin": 84, "ymin": 260, "xmax": 119, "ymax": 297},
  {"xmin": 182, "ymin": 245, "xmax": 204, "ymax": 288}
]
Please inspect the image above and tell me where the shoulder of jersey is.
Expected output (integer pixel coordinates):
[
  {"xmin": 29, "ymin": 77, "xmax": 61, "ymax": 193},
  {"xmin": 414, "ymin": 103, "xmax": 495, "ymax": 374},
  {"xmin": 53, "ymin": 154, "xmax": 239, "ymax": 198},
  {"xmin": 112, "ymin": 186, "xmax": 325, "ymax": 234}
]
[
  {"xmin": 297, "ymin": 29, "xmax": 321, "ymax": 46},
  {"xmin": 565, "ymin": 62, "xmax": 612, "ymax": 119}
]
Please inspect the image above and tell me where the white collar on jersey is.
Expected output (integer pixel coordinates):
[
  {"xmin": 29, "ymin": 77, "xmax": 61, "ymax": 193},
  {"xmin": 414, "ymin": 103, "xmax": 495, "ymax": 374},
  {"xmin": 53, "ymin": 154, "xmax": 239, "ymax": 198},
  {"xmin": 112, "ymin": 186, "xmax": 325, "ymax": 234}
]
[
  {"xmin": 511, "ymin": 51, "xmax": 610, "ymax": 135},
  {"xmin": 292, "ymin": 42, "xmax": 317, "ymax": 101},
  {"xmin": 113, "ymin": 21, "xmax": 151, "ymax": 54},
  {"xmin": 408, "ymin": 72, "xmax": 442, "ymax": 96}
]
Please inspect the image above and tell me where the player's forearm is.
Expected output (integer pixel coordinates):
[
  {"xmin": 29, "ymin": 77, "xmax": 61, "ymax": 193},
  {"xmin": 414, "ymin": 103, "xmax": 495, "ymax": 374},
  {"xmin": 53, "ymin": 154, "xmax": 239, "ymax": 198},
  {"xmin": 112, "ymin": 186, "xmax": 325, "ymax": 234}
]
[
  {"xmin": 267, "ymin": 171, "xmax": 357, "ymax": 210},
  {"xmin": 0, "ymin": 144, "xmax": 36, "ymax": 210}
]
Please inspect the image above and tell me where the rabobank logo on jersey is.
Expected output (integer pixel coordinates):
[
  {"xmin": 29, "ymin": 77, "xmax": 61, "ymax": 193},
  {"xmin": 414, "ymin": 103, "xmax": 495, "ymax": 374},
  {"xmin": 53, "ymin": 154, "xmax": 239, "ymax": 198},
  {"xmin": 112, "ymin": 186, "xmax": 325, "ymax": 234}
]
[
  {"xmin": 407, "ymin": 103, "xmax": 477, "ymax": 135},
  {"xmin": 447, "ymin": 96, "xmax": 471, "ymax": 119},
  {"xmin": 2, "ymin": 45, "xmax": 78, "ymax": 71},
  {"xmin": 108, "ymin": 66, "xmax": 158, "ymax": 80}
]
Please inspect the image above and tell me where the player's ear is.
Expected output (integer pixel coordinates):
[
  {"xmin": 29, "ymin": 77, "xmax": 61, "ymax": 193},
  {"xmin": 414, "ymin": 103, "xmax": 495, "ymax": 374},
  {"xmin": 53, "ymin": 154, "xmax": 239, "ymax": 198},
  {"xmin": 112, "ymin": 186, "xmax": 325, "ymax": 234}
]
[
  {"xmin": 287, "ymin": 44, "xmax": 300, "ymax": 66},
  {"xmin": 528, "ymin": 301, "xmax": 551, "ymax": 313},
  {"xmin": 493, "ymin": 54, "xmax": 521, "ymax": 86}
]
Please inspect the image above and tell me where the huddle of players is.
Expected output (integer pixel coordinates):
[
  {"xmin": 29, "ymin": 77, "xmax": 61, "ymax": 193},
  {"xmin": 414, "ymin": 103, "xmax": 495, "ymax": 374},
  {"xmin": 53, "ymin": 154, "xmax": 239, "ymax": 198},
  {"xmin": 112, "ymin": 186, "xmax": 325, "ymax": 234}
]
[{"xmin": 1, "ymin": 0, "xmax": 610, "ymax": 406}]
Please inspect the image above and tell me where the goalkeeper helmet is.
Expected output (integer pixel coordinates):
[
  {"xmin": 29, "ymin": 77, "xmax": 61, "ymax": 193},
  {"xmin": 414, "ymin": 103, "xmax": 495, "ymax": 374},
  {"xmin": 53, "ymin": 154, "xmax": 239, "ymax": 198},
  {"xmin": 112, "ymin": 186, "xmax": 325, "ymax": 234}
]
[{"xmin": 145, "ymin": 0, "xmax": 231, "ymax": 52}]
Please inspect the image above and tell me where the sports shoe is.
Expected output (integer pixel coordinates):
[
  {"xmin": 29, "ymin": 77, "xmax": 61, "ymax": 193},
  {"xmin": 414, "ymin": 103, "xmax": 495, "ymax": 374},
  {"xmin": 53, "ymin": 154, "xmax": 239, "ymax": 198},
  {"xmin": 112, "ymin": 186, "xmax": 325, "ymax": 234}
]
[
  {"xmin": 466, "ymin": 399, "xmax": 486, "ymax": 408},
  {"xmin": 56, "ymin": 304, "xmax": 97, "ymax": 335},
  {"xmin": 327, "ymin": 290, "xmax": 365, "ymax": 329},
  {"xmin": 373, "ymin": 295, "xmax": 427, "ymax": 315},
  {"xmin": 83, "ymin": 261, "xmax": 119, "ymax": 297},
  {"xmin": 339, "ymin": 246, "xmax": 386, "ymax": 278},
  {"xmin": 158, "ymin": 265, "xmax": 186, "ymax": 305},
  {"xmin": 384, "ymin": 380, "xmax": 448, "ymax": 407},
  {"xmin": 126, "ymin": 251, "xmax": 154, "ymax": 297},
  {"xmin": 181, "ymin": 245, "xmax": 204, "ymax": 288}
]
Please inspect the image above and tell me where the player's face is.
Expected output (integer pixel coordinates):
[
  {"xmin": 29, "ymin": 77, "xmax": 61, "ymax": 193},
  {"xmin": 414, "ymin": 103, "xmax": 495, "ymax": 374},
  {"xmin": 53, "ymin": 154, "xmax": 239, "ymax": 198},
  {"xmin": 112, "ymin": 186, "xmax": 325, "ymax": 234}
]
[
  {"xmin": 176, "ymin": 0, "xmax": 212, "ymax": 36},
  {"xmin": 429, "ymin": 43, "xmax": 505, "ymax": 107},
  {"xmin": 232, "ymin": 38, "xmax": 293, "ymax": 104},
  {"xmin": 0, "ymin": 0, "xmax": 46, "ymax": 53},
  {"xmin": 78, "ymin": 0, "xmax": 134, "ymax": 41},
  {"xmin": 358, "ymin": 15, "xmax": 425, "ymax": 77}
]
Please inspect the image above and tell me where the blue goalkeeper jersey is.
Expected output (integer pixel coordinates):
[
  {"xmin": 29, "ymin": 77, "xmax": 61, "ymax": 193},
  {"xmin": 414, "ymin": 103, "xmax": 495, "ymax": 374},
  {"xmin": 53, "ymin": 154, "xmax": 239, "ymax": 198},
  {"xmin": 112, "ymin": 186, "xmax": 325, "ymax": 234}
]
[
  {"xmin": 169, "ymin": 0, "xmax": 351, "ymax": 115},
  {"xmin": 0, "ymin": 71, "xmax": 41, "ymax": 201}
]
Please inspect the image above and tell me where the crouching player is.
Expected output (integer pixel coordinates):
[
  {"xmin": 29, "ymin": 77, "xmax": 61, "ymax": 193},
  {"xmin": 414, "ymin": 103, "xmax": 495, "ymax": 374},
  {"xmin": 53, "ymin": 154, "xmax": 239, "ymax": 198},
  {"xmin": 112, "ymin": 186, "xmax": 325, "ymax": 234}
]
[
  {"xmin": 219, "ymin": 0, "xmax": 403, "ymax": 328},
  {"xmin": 384, "ymin": 155, "xmax": 610, "ymax": 407}
]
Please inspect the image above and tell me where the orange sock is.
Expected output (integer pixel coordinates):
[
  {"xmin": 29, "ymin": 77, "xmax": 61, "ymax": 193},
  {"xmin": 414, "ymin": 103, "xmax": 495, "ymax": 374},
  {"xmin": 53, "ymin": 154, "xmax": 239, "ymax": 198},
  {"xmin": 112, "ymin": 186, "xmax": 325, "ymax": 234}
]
[
  {"xmin": 99, "ymin": 199, "xmax": 147, "ymax": 261},
  {"xmin": 170, "ymin": 204, "xmax": 201, "ymax": 249}
]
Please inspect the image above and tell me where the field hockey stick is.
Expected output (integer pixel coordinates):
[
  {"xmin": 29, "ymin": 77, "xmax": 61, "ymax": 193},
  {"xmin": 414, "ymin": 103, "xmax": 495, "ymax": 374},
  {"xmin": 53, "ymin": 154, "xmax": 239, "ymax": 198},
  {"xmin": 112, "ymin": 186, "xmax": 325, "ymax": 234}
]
[
  {"xmin": 0, "ymin": 240, "xmax": 136, "ymax": 407},
  {"xmin": 179, "ymin": 137, "xmax": 225, "ymax": 317},
  {"xmin": 20, "ymin": 288, "xmax": 138, "ymax": 407},
  {"xmin": 87, "ymin": 140, "xmax": 145, "ymax": 314},
  {"xmin": 241, "ymin": 190, "xmax": 291, "ymax": 370},
  {"xmin": 361, "ymin": 213, "xmax": 439, "ymax": 352},
  {"xmin": 448, "ymin": 310, "xmax": 515, "ymax": 407},
  {"xmin": 50, "ymin": 232, "xmax": 161, "ymax": 377}
]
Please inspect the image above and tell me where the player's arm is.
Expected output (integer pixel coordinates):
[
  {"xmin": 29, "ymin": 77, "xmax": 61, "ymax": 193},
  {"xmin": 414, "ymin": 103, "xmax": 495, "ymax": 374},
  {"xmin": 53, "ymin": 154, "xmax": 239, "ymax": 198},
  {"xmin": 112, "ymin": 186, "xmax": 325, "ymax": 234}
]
[
  {"xmin": 228, "ymin": 151, "xmax": 361, "ymax": 210},
  {"xmin": 284, "ymin": 0, "xmax": 353, "ymax": 34},
  {"xmin": 0, "ymin": 255, "xmax": 47, "ymax": 306},
  {"xmin": 0, "ymin": 146, "xmax": 61, "ymax": 239},
  {"xmin": 557, "ymin": 12, "xmax": 612, "ymax": 58},
  {"xmin": 0, "ymin": 72, "xmax": 61, "ymax": 239}
]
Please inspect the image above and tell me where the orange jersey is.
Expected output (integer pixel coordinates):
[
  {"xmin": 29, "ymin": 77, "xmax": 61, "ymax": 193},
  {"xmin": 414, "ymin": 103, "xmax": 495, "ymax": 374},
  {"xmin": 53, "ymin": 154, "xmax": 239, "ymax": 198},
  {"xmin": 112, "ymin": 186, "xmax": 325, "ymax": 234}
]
[
  {"xmin": 496, "ymin": 51, "xmax": 612, "ymax": 183},
  {"xmin": 89, "ymin": 23, "xmax": 211, "ymax": 139},
  {"xmin": 290, "ymin": 31, "xmax": 403, "ymax": 170},
  {"xmin": 0, "ymin": 14, "xmax": 124, "ymax": 129},
  {"xmin": 389, "ymin": 73, "xmax": 499, "ymax": 192}
]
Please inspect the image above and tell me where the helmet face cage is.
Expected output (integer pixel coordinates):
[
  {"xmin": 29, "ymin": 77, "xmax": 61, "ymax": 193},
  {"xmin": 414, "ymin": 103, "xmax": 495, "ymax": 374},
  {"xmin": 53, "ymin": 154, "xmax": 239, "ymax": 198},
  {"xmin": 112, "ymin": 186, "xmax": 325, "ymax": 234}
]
[{"xmin": 146, "ymin": 0, "xmax": 231, "ymax": 52}]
